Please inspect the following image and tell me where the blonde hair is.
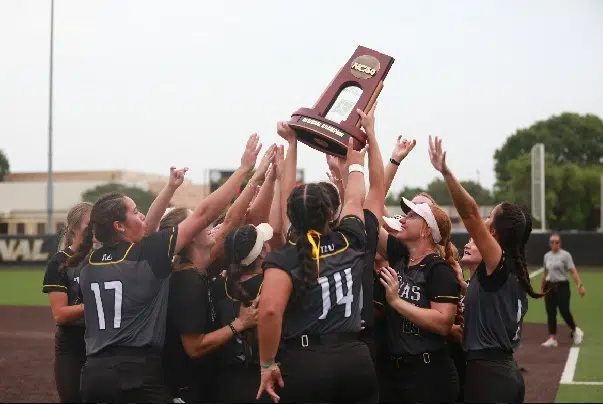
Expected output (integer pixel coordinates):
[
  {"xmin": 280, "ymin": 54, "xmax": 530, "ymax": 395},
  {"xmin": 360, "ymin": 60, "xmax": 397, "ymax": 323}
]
[
  {"xmin": 58, "ymin": 202, "xmax": 93, "ymax": 250},
  {"xmin": 428, "ymin": 203, "xmax": 456, "ymax": 268}
]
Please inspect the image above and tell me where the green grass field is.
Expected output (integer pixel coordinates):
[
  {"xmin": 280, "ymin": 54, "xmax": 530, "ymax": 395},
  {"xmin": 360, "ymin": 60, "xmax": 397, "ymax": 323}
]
[
  {"xmin": 527, "ymin": 269, "xmax": 603, "ymax": 403},
  {"xmin": 1, "ymin": 266, "xmax": 602, "ymax": 402}
]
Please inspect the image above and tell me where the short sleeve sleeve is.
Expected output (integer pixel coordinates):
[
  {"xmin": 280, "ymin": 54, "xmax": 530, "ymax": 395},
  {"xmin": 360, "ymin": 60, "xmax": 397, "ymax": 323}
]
[
  {"xmin": 262, "ymin": 247, "xmax": 298, "ymax": 279},
  {"xmin": 476, "ymin": 253, "xmax": 511, "ymax": 292},
  {"xmin": 564, "ymin": 251, "xmax": 575, "ymax": 271},
  {"xmin": 168, "ymin": 270, "xmax": 209, "ymax": 335},
  {"xmin": 386, "ymin": 234, "xmax": 409, "ymax": 267},
  {"xmin": 363, "ymin": 209, "xmax": 379, "ymax": 257},
  {"xmin": 335, "ymin": 215, "xmax": 366, "ymax": 250},
  {"xmin": 42, "ymin": 254, "xmax": 68, "ymax": 294},
  {"xmin": 427, "ymin": 263, "xmax": 461, "ymax": 303},
  {"xmin": 139, "ymin": 226, "xmax": 179, "ymax": 278}
]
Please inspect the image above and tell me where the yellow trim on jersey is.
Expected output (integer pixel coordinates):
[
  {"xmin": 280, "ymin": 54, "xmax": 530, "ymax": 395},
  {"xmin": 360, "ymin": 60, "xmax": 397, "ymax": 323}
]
[
  {"xmin": 43, "ymin": 284, "xmax": 68, "ymax": 290},
  {"xmin": 59, "ymin": 250, "xmax": 73, "ymax": 258},
  {"xmin": 433, "ymin": 295, "xmax": 459, "ymax": 300},
  {"xmin": 373, "ymin": 300, "xmax": 386, "ymax": 307},
  {"xmin": 88, "ymin": 243, "xmax": 135, "ymax": 266},
  {"xmin": 167, "ymin": 226, "xmax": 175, "ymax": 257},
  {"xmin": 224, "ymin": 277, "xmax": 263, "ymax": 302}
]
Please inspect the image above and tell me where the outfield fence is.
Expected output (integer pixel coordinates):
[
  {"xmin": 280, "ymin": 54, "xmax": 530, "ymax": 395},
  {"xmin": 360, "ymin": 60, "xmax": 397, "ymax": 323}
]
[{"xmin": 1, "ymin": 232, "xmax": 602, "ymax": 267}]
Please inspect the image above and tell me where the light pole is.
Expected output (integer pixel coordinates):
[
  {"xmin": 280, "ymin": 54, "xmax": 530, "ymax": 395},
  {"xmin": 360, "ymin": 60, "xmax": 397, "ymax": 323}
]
[{"xmin": 47, "ymin": 0, "xmax": 55, "ymax": 234}]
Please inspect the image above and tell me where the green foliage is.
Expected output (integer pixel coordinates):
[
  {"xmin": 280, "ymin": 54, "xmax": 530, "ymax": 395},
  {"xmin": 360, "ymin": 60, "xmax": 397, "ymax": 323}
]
[
  {"xmin": 0, "ymin": 149, "xmax": 9, "ymax": 181},
  {"xmin": 494, "ymin": 112, "xmax": 603, "ymax": 230},
  {"xmin": 389, "ymin": 181, "xmax": 494, "ymax": 207},
  {"xmin": 82, "ymin": 183, "xmax": 157, "ymax": 214}
]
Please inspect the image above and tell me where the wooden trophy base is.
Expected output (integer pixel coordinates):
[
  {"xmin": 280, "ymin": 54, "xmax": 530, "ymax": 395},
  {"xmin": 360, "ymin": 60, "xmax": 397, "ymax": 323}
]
[{"xmin": 289, "ymin": 108, "xmax": 367, "ymax": 157}]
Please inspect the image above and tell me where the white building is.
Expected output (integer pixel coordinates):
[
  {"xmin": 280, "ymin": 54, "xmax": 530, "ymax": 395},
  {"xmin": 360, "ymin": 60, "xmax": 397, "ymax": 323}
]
[{"xmin": 0, "ymin": 171, "xmax": 208, "ymax": 235}]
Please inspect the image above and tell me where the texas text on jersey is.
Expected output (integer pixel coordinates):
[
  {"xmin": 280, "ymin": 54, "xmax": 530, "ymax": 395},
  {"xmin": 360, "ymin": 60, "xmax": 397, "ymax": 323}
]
[
  {"xmin": 375, "ymin": 235, "xmax": 460, "ymax": 356},
  {"xmin": 262, "ymin": 215, "xmax": 367, "ymax": 339}
]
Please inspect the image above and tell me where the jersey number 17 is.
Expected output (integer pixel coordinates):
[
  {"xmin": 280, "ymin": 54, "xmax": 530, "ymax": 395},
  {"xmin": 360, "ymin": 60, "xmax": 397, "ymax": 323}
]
[{"xmin": 90, "ymin": 281, "xmax": 123, "ymax": 330}]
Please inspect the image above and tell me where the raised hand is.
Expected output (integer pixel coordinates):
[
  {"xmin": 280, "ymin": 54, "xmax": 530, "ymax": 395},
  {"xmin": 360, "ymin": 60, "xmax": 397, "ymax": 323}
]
[
  {"xmin": 255, "ymin": 144, "xmax": 277, "ymax": 178},
  {"xmin": 345, "ymin": 137, "xmax": 368, "ymax": 168},
  {"xmin": 241, "ymin": 134, "xmax": 263, "ymax": 172},
  {"xmin": 356, "ymin": 101, "xmax": 377, "ymax": 136},
  {"xmin": 428, "ymin": 135, "xmax": 449, "ymax": 175},
  {"xmin": 391, "ymin": 136, "xmax": 417, "ymax": 163},
  {"xmin": 276, "ymin": 121, "xmax": 296, "ymax": 142},
  {"xmin": 273, "ymin": 145, "xmax": 285, "ymax": 180},
  {"xmin": 168, "ymin": 166, "xmax": 189, "ymax": 189}
]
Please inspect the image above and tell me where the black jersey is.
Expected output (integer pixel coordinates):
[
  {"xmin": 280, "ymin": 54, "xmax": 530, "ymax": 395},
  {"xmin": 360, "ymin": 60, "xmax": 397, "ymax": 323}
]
[
  {"xmin": 42, "ymin": 247, "xmax": 84, "ymax": 327},
  {"xmin": 212, "ymin": 274, "xmax": 263, "ymax": 366},
  {"xmin": 163, "ymin": 268, "xmax": 220, "ymax": 401},
  {"xmin": 463, "ymin": 254, "xmax": 528, "ymax": 353},
  {"xmin": 361, "ymin": 209, "xmax": 380, "ymax": 328},
  {"xmin": 262, "ymin": 215, "xmax": 366, "ymax": 338},
  {"xmin": 375, "ymin": 235, "xmax": 460, "ymax": 355},
  {"xmin": 79, "ymin": 227, "xmax": 177, "ymax": 356}
]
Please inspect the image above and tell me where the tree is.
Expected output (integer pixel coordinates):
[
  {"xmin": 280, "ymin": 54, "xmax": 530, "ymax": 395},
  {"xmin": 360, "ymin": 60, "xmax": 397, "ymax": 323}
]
[
  {"xmin": 0, "ymin": 149, "xmax": 9, "ymax": 181},
  {"xmin": 494, "ymin": 113, "xmax": 603, "ymax": 230},
  {"xmin": 424, "ymin": 178, "xmax": 494, "ymax": 206},
  {"xmin": 82, "ymin": 183, "xmax": 157, "ymax": 214},
  {"xmin": 398, "ymin": 186, "xmax": 426, "ymax": 202},
  {"xmin": 494, "ymin": 112, "xmax": 603, "ymax": 185}
]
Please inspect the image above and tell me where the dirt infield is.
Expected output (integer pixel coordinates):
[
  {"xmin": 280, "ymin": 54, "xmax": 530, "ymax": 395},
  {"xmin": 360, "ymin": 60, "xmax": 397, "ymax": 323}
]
[{"xmin": 0, "ymin": 306, "xmax": 571, "ymax": 403}]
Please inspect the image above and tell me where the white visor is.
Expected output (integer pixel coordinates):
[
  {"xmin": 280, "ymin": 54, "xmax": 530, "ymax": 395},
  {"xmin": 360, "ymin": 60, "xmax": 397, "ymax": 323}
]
[
  {"xmin": 382, "ymin": 215, "xmax": 403, "ymax": 232},
  {"xmin": 240, "ymin": 223, "xmax": 274, "ymax": 266},
  {"xmin": 400, "ymin": 197, "xmax": 442, "ymax": 244}
]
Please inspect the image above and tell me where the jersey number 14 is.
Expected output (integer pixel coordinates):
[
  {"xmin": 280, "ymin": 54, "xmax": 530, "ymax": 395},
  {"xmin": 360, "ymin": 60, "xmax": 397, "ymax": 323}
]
[
  {"xmin": 318, "ymin": 268, "xmax": 353, "ymax": 319},
  {"xmin": 90, "ymin": 281, "xmax": 123, "ymax": 330}
]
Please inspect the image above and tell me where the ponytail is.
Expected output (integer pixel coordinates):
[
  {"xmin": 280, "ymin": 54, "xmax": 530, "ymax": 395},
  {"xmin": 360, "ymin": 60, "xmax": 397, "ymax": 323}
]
[
  {"xmin": 294, "ymin": 231, "xmax": 319, "ymax": 301},
  {"xmin": 442, "ymin": 239, "xmax": 457, "ymax": 268},
  {"xmin": 62, "ymin": 224, "xmax": 93, "ymax": 271},
  {"xmin": 226, "ymin": 263, "xmax": 252, "ymax": 305}
]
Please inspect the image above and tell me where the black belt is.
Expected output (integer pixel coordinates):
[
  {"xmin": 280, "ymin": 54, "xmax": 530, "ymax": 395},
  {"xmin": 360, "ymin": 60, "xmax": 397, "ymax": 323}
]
[
  {"xmin": 283, "ymin": 332, "xmax": 359, "ymax": 348},
  {"xmin": 466, "ymin": 348, "xmax": 513, "ymax": 361},
  {"xmin": 389, "ymin": 347, "xmax": 447, "ymax": 367}
]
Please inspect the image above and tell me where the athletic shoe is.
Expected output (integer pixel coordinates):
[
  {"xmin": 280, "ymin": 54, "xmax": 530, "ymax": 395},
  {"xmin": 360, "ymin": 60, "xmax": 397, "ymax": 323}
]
[
  {"xmin": 573, "ymin": 327, "xmax": 584, "ymax": 345},
  {"xmin": 541, "ymin": 337, "xmax": 558, "ymax": 347}
]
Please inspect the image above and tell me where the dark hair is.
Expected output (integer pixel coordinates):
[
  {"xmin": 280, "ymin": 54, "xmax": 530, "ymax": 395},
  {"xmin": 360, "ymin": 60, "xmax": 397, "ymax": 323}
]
[
  {"xmin": 286, "ymin": 184, "xmax": 333, "ymax": 300},
  {"xmin": 492, "ymin": 202, "xmax": 544, "ymax": 299},
  {"xmin": 64, "ymin": 192, "xmax": 127, "ymax": 270},
  {"xmin": 317, "ymin": 181, "xmax": 340, "ymax": 220},
  {"xmin": 159, "ymin": 207, "xmax": 191, "ymax": 268},
  {"xmin": 224, "ymin": 225, "xmax": 259, "ymax": 306}
]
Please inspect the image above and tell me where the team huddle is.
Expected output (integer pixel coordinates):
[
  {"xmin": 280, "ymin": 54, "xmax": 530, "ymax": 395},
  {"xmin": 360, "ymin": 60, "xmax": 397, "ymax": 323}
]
[{"xmin": 42, "ymin": 107, "xmax": 539, "ymax": 403}]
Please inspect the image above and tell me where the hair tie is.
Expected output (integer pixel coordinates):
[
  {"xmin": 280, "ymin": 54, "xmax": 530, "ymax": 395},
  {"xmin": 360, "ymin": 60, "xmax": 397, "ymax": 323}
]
[{"xmin": 306, "ymin": 230, "xmax": 322, "ymax": 277}]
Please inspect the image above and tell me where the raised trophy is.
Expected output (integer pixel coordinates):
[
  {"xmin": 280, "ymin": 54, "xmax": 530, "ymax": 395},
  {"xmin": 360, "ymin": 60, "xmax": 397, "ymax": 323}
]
[{"xmin": 288, "ymin": 46, "xmax": 395, "ymax": 157}]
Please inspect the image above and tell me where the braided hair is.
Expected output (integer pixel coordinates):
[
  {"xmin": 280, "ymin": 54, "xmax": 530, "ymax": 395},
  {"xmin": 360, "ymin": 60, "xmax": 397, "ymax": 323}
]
[
  {"xmin": 286, "ymin": 184, "xmax": 333, "ymax": 301},
  {"xmin": 492, "ymin": 202, "xmax": 544, "ymax": 299},
  {"xmin": 224, "ymin": 225, "xmax": 259, "ymax": 306}
]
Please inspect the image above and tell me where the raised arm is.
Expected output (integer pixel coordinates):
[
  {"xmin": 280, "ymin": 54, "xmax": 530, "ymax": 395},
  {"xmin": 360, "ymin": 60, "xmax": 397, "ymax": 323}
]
[
  {"xmin": 208, "ymin": 145, "xmax": 277, "ymax": 263},
  {"xmin": 384, "ymin": 136, "xmax": 416, "ymax": 194},
  {"xmin": 247, "ymin": 145, "xmax": 278, "ymax": 225},
  {"xmin": 268, "ymin": 146, "xmax": 286, "ymax": 248},
  {"xmin": 428, "ymin": 136, "xmax": 502, "ymax": 273},
  {"xmin": 175, "ymin": 134, "xmax": 262, "ymax": 254},
  {"xmin": 277, "ymin": 122, "xmax": 298, "ymax": 231},
  {"xmin": 357, "ymin": 105, "xmax": 386, "ymax": 220},
  {"xmin": 339, "ymin": 137, "xmax": 368, "ymax": 223},
  {"xmin": 144, "ymin": 166, "xmax": 188, "ymax": 235}
]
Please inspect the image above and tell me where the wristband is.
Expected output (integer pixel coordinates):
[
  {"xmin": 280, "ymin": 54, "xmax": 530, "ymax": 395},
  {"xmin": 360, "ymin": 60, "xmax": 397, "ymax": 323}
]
[
  {"xmin": 260, "ymin": 361, "xmax": 275, "ymax": 369},
  {"xmin": 348, "ymin": 164, "xmax": 364, "ymax": 175},
  {"xmin": 389, "ymin": 157, "xmax": 400, "ymax": 166},
  {"xmin": 228, "ymin": 322, "xmax": 238, "ymax": 335}
]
